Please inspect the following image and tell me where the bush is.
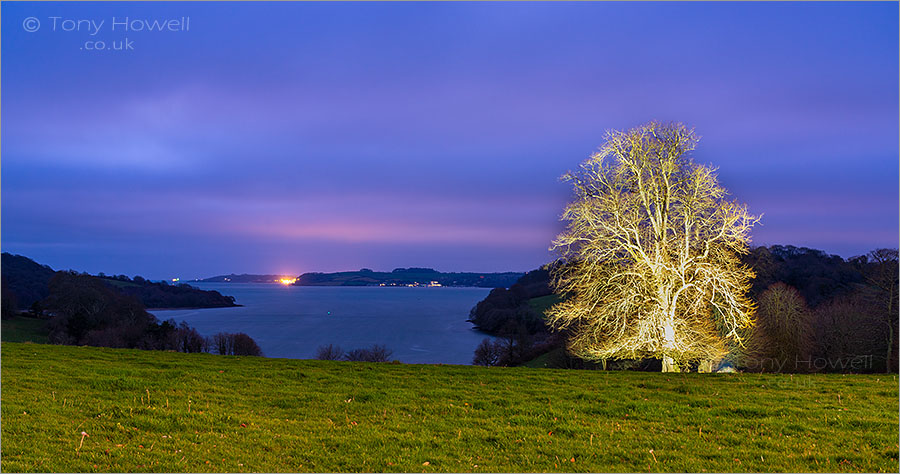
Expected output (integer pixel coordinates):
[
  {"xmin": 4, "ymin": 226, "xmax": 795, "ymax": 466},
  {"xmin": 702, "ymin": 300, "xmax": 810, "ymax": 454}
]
[
  {"xmin": 210, "ymin": 332, "xmax": 263, "ymax": 356},
  {"xmin": 211, "ymin": 332, "xmax": 233, "ymax": 355},
  {"xmin": 175, "ymin": 321, "xmax": 207, "ymax": 353},
  {"xmin": 316, "ymin": 344, "xmax": 344, "ymax": 360},
  {"xmin": 473, "ymin": 338, "xmax": 504, "ymax": 366},
  {"xmin": 233, "ymin": 333, "xmax": 263, "ymax": 356},
  {"xmin": 344, "ymin": 344, "xmax": 393, "ymax": 362}
]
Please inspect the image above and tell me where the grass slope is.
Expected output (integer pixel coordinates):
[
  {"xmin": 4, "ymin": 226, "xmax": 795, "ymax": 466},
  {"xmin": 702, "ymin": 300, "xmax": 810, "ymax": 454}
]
[
  {"xmin": 1, "ymin": 343, "xmax": 897, "ymax": 473},
  {"xmin": 1, "ymin": 316, "xmax": 49, "ymax": 344},
  {"xmin": 522, "ymin": 348, "xmax": 564, "ymax": 369},
  {"xmin": 526, "ymin": 294, "xmax": 561, "ymax": 317}
]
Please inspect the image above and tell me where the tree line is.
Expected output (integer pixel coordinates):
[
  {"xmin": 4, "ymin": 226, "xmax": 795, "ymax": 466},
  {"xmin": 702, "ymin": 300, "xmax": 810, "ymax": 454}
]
[
  {"xmin": 471, "ymin": 246, "xmax": 897, "ymax": 373},
  {"xmin": 737, "ymin": 246, "xmax": 897, "ymax": 373},
  {"xmin": 1, "ymin": 253, "xmax": 237, "ymax": 317},
  {"xmin": 103, "ymin": 275, "xmax": 238, "ymax": 309},
  {"xmin": 44, "ymin": 272, "xmax": 261, "ymax": 356},
  {"xmin": 314, "ymin": 343, "xmax": 395, "ymax": 362},
  {"xmin": 1, "ymin": 254, "xmax": 262, "ymax": 357},
  {"xmin": 473, "ymin": 122, "xmax": 896, "ymax": 374}
]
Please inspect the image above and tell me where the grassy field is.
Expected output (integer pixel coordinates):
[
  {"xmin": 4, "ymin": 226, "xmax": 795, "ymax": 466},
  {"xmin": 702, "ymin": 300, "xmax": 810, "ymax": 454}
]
[
  {"xmin": 1, "ymin": 343, "xmax": 897, "ymax": 473},
  {"xmin": 526, "ymin": 295, "xmax": 561, "ymax": 317},
  {"xmin": 1, "ymin": 316, "xmax": 49, "ymax": 344}
]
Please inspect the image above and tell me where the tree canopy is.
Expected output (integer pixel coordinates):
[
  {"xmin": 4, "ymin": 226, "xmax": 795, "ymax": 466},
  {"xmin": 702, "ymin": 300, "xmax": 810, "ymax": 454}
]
[{"xmin": 548, "ymin": 122, "xmax": 757, "ymax": 371}]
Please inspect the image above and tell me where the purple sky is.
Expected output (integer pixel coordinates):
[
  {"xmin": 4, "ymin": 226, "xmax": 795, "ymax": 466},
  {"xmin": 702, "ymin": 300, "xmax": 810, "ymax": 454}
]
[{"xmin": 2, "ymin": 1, "xmax": 897, "ymax": 280}]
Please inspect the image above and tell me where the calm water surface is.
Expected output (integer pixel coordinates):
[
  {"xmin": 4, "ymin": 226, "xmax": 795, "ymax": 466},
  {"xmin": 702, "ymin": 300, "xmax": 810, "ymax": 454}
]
[{"xmin": 150, "ymin": 283, "xmax": 493, "ymax": 365}]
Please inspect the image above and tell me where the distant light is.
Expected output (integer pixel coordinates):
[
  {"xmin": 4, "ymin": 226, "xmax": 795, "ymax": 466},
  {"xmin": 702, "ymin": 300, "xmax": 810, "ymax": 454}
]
[
  {"xmin": 172, "ymin": 278, "xmax": 180, "ymax": 282},
  {"xmin": 279, "ymin": 277, "xmax": 296, "ymax": 285}
]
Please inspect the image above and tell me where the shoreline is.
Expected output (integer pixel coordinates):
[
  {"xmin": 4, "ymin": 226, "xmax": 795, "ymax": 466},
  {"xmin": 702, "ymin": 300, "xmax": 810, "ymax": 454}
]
[{"xmin": 148, "ymin": 305, "xmax": 243, "ymax": 311}]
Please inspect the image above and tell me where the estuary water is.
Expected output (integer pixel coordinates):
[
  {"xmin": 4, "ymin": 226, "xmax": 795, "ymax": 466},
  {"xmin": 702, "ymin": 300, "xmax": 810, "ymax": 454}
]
[{"xmin": 149, "ymin": 283, "xmax": 493, "ymax": 365}]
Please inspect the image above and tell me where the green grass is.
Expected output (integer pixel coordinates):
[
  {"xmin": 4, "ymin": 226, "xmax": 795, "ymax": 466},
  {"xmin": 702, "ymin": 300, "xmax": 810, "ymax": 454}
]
[
  {"xmin": 522, "ymin": 348, "xmax": 564, "ymax": 369},
  {"xmin": 526, "ymin": 295, "xmax": 561, "ymax": 318},
  {"xmin": 1, "ymin": 343, "xmax": 897, "ymax": 472},
  {"xmin": 1, "ymin": 315, "xmax": 49, "ymax": 343},
  {"xmin": 522, "ymin": 295, "xmax": 563, "ymax": 367}
]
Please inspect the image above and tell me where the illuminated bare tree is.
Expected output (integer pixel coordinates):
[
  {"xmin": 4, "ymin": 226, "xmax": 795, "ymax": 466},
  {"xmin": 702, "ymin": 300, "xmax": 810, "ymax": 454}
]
[{"xmin": 548, "ymin": 122, "xmax": 758, "ymax": 372}]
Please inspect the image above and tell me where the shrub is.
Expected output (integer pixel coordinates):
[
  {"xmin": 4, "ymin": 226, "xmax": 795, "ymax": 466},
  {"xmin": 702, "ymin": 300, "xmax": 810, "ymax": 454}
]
[
  {"xmin": 210, "ymin": 332, "xmax": 263, "ymax": 356},
  {"xmin": 232, "ymin": 333, "xmax": 263, "ymax": 356},
  {"xmin": 344, "ymin": 344, "xmax": 393, "ymax": 362},
  {"xmin": 473, "ymin": 338, "xmax": 504, "ymax": 366},
  {"xmin": 316, "ymin": 344, "xmax": 344, "ymax": 360},
  {"xmin": 175, "ymin": 322, "xmax": 207, "ymax": 353}
]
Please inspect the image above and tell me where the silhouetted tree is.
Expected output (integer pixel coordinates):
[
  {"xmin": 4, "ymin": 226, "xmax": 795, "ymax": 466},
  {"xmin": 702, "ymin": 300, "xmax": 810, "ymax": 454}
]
[
  {"xmin": 232, "ymin": 333, "xmax": 263, "ymax": 356},
  {"xmin": 211, "ymin": 332, "xmax": 233, "ymax": 355},
  {"xmin": 860, "ymin": 249, "xmax": 899, "ymax": 372},
  {"xmin": 740, "ymin": 283, "xmax": 813, "ymax": 372},
  {"xmin": 811, "ymin": 292, "xmax": 881, "ymax": 372},
  {"xmin": 1, "ymin": 281, "xmax": 18, "ymax": 320},
  {"xmin": 210, "ymin": 332, "xmax": 262, "ymax": 356},
  {"xmin": 472, "ymin": 338, "xmax": 504, "ymax": 366},
  {"xmin": 316, "ymin": 344, "xmax": 344, "ymax": 360},
  {"xmin": 44, "ymin": 272, "xmax": 156, "ymax": 347},
  {"xmin": 344, "ymin": 344, "xmax": 393, "ymax": 362},
  {"xmin": 176, "ymin": 321, "xmax": 207, "ymax": 353}
]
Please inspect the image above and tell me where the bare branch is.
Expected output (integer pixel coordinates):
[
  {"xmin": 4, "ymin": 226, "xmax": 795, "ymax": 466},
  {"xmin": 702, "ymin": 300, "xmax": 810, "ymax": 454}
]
[{"xmin": 547, "ymin": 122, "xmax": 757, "ymax": 371}]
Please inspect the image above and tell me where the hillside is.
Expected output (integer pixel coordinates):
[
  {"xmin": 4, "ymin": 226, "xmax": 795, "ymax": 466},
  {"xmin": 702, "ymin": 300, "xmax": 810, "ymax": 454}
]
[
  {"xmin": 1, "ymin": 253, "xmax": 57, "ymax": 312},
  {"xmin": 0, "ymin": 253, "xmax": 238, "ymax": 311},
  {"xmin": 197, "ymin": 274, "xmax": 291, "ymax": 283},
  {"xmin": 1, "ymin": 343, "xmax": 896, "ymax": 472},
  {"xmin": 468, "ymin": 267, "xmax": 553, "ymax": 334},
  {"xmin": 468, "ymin": 245, "xmax": 898, "ymax": 371},
  {"xmin": 295, "ymin": 268, "xmax": 524, "ymax": 288},
  {"xmin": 469, "ymin": 245, "xmax": 880, "ymax": 338},
  {"xmin": 744, "ymin": 245, "xmax": 868, "ymax": 307},
  {"xmin": 100, "ymin": 277, "xmax": 238, "ymax": 309},
  {"xmin": 196, "ymin": 268, "xmax": 524, "ymax": 288}
]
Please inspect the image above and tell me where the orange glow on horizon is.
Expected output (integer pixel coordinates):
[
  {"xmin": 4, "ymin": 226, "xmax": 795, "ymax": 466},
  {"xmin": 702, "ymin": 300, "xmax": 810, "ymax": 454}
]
[{"xmin": 279, "ymin": 277, "xmax": 296, "ymax": 285}]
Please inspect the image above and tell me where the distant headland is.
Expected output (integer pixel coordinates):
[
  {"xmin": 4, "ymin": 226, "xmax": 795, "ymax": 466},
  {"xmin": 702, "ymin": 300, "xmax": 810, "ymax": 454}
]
[{"xmin": 196, "ymin": 268, "xmax": 524, "ymax": 288}]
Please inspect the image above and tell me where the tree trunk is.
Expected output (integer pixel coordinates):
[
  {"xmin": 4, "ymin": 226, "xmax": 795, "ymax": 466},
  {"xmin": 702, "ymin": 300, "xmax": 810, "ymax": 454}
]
[
  {"xmin": 661, "ymin": 318, "xmax": 679, "ymax": 372},
  {"xmin": 662, "ymin": 356, "xmax": 679, "ymax": 372},
  {"xmin": 887, "ymin": 284, "xmax": 895, "ymax": 373},
  {"xmin": 887, "ymin": 322, "xmax": 894, "ymax": 373}
]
